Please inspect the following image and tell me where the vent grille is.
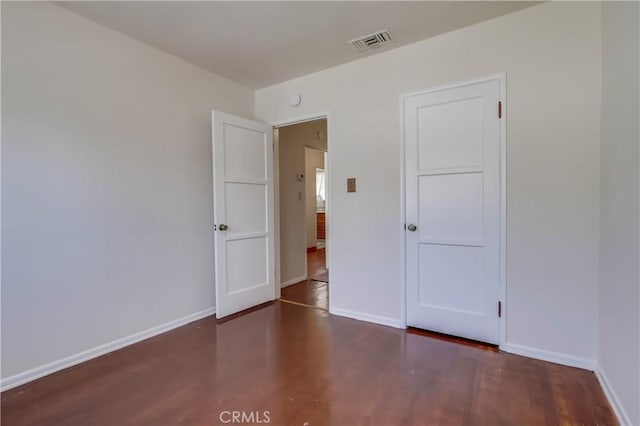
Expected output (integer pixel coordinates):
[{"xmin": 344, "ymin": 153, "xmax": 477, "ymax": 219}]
[{"xmin": 349, "ymin": 30, "xmax": 393, "ymax": 52}]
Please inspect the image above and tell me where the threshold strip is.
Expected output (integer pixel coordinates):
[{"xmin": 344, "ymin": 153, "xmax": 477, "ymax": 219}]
[{"xmin": 278, "ymin": 298, "xmax": 328, "ymax": 312}]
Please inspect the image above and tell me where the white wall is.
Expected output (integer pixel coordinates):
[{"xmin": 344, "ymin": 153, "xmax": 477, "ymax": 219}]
[
  {"xmin": 1, "ymin": 2, "xmax": 254, "ymax": 382},
  {"xmin": 256, "ymin": 2, "xmax": 602, "ymax": 360},
  {"xmin": 277, "ymin": 120, "xmax": 326, "ymax": 284},
  {"xmin": 598, "ymin": 2, "xmax": 640, "ymax": 425},
  {"xmin": 305, "ymin": 148, "xmax": 325, "ymax": 248}
]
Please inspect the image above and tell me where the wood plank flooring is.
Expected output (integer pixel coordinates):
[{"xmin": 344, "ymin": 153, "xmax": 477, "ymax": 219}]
[
  {"xmin": 307, "ymin": 248, "xmax": 328, "ymax": 282},
  {"xmin": 1, "ymin": 302, "xmax": 616, "ymax": 426},
  {"xmin": 280, "ymin": 249, "xmax": 328, "ymax": 310},
  {"xmin": 280, "ymin": 280, "xmax": 328, "ymax": 311}
]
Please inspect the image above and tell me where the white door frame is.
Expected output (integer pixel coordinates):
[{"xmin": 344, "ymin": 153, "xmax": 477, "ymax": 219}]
[
  {"xmin": 400, "ymin": 74, "xmax": 507, "ymax": 347},
  {"xmin": 271, "ymin": 112, "xmax": 332, "ymax": 308}
]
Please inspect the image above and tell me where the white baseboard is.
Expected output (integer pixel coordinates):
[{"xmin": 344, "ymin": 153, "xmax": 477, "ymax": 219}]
[
  {"xmin": 595, "ymin": 363, "xmax": 632, "ymax": 426},
  {"xmin": 501, "ymin": 342, "xmax": 596, "ymax": 370},
  {"xmin": 1, "ymin": 307, "xmax": 216, "ymax": 392},
  {"xmin": 281, "ymin": 275, "xmax": 307, "ymax": 288},
  {"xmin": 330, "ymin": 306, "xmax": 406, "ymax": 329}
]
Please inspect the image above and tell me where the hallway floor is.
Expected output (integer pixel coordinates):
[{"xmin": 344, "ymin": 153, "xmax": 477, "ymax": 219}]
[
  {"xmin": 307, "ymin": 248, "xmax": 328, "ymax": 282},
  {"xmin": 280, "ymin": 249, "xmax": 328, "ymax": 310}
]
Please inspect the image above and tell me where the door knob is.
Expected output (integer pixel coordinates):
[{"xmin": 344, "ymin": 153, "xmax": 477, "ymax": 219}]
[
  {"xmin": 218, "ymin": 224, "xmax": 229, "ymax": 231},
  {"xmin": 407, "ymin": 223, "xmax": 417, "ymax": 232}
]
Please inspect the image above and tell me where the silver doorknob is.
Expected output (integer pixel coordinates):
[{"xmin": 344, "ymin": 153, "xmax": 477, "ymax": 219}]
[
  {"xmin": 407, "ymin": 224, "xmax": 417, "ymax": 232},
  {"xmin": 218, "ymin": 224, "xmax": 229, "ymax": 231}
]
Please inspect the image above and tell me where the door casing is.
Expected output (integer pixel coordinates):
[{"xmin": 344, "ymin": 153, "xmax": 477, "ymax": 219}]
[{"xmin": 400, "ymin": 74, "xmax": 507, "ymax": 347}]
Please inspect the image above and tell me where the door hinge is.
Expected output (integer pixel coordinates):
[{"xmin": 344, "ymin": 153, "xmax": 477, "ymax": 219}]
[
  {"xmin": 498, "ymin": 301, "xmax": 502, "ymax": 318},
  {"xmin": 498, "ymin": 101, "xmax": 502, "ymax": 119}
]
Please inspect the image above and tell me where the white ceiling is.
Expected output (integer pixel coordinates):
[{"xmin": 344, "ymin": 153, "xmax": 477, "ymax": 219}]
[{"xmin": 57, "ymin": 1, "xmax": 539, "ymax": 89}]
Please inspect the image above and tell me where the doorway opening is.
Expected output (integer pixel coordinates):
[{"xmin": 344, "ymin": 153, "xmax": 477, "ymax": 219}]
[{"xmin": 275, "ymin": 118, "xmax": 329, "ymax": 311}]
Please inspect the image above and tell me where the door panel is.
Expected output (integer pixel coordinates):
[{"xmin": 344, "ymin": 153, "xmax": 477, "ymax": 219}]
[
  {"xmin": 405, "ymin": 79, "xmax": 501, "ymax": 344},
  {"xmin": 417, "ymin": 97, "xmax": 484, "ymax": 170},
  {"xmin": 224, "ymin": 183, "xmax": 267, "ymax": 235},
  {"xmin": 223, "ymin": 124, "xmax": 267, "ymax": 181},
  {"xmin": 418, "ymin": 244, "xmax": 484, "ymax": 313},
  {"xmin": 212, "ymin": 111, "xmax": 275, "ymax": 318},
  {"xmin": 418, "ymin": 172, "xmax": 484, "ymax": 244},
  {"xmin": 225, "ymin": 237, "xmax": 268, "ymax": 295}
]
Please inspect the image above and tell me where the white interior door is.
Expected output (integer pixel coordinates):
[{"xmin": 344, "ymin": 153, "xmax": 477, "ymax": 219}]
[
  {"xmin": 212, "ymin": 111, "xmax": 275, "ymax": 318},
  {"xmin": 404, "ymin": 79, "xmax": 501, "ymax": 344}
]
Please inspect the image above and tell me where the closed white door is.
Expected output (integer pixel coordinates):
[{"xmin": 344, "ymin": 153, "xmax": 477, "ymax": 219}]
[
  {"xmin": 404, "ymin": 79, "xmax": 501, "ymax": 344},
  {"xmin": 212, "ymin": 111, "xmax": 275, "ymax": 318}
]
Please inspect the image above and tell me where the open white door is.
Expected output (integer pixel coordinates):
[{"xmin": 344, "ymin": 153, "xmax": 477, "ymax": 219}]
[
  {"xmin": 404, "ymin": 79, "xmax": 501, "ymax": 344},
  {"xmin": 212, "ymin": 111, "xmax": 275, "ymax": 318}
]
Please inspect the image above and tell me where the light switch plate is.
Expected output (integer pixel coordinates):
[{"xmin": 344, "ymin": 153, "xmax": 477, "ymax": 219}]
[{"xmin": 347, "ymin": 178, "xmax": 356, "ymax": 193}]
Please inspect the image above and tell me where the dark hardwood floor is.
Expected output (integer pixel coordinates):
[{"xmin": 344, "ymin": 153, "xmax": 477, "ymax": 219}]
[
  {"xmin": 306, "ymin": 248, "xmax": 328, "ymax": 282},
  {"xmin": 280, "ymin": 249, "xmax": 328, "ymax": 310},
  {"xmin": 280, "ymin": 280, "xmax": 328, "ymax": 311},
  {"xmin": 1, "ymin": 302, "xmax": 616, "ymax": 426}
]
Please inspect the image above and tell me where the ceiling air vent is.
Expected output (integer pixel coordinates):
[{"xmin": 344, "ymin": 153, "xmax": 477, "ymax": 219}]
[{"xmin": 349, "ymin": 30, "xmax": 394, "ymax": 52}]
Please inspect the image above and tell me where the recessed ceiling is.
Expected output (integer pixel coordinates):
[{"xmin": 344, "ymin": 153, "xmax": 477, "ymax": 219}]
[{"xmin": 57, "ymin": 1, "xmax": 540, "ymax": 89}]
